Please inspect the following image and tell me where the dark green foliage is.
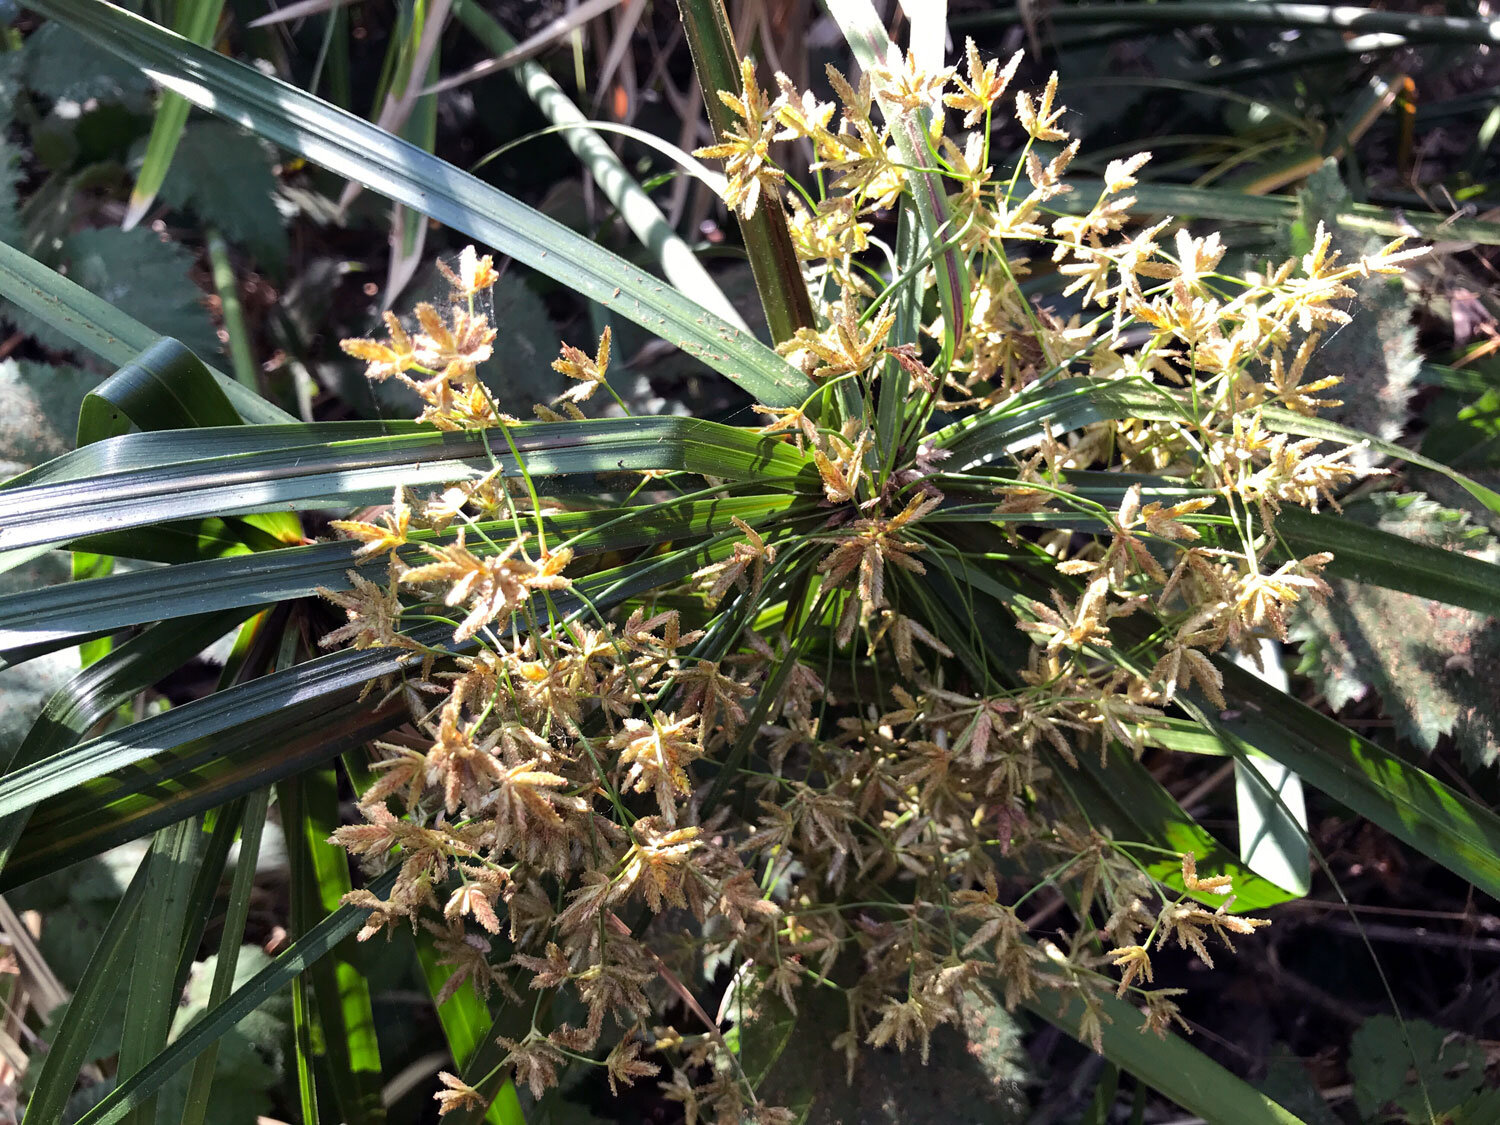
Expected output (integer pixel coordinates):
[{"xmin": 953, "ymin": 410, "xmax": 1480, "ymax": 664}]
[
  {"xmin": 157, "ymin": 121, "xmax": 288, "ymax": 273},
  {"xmin": 55, "ymin": 229, "xmax": 220, "ymax": 361},
  {"xmin": 1349, "ymin": 1016, "xmax": 1487, "ymax": 1121},
  {"xmin": 158, "ymin": 946, "xmax": 292, "ymax": 1125},
  {"xmin": 1256, "ymin": 1046, "xmax": 1340, "ymax": 1125},
  {"xmin": 0, "ymin": 358, "xmax": 95, "ymax": 472},
  {"xmin": 21, "ymin": 22, "xmax": 151, "ymax": 108}
]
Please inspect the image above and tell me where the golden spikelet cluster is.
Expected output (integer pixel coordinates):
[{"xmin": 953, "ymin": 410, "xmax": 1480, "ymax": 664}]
[{"xmin": 321, "ymin": 34, "xmax": 1426, "ymax": 1121}]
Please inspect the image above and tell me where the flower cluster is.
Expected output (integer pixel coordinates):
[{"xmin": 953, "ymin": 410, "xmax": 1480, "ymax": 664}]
[{"xmin": 323, "ymin": 32, "xmax": 1425, "ymax": 1122}]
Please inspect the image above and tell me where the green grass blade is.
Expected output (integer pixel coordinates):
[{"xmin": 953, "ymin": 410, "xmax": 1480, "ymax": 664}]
[
  {"xmin": 124, "ymin": 0, "xmax": 229, "ymax": 227},
  {"xmin": 1055, "ymin": 178, "xmax": 1500, "ymax": 248},
  {"xmin": 932, "ymin": 377, "xmax": 1500, "ymax": 518},
  {"xmin": 28, "ymin": 0, "xmax": 812, "ymax": 407},
  {"xmin": 1021, "ymin": 982, "xmax": 1306, "ymax": 1124},
  {"xmin": 204, "ymin": 229, "xmax": 260, "ymax": 391},
  {"xmin": 1067, "ymin": 750, "xmax": 1302, "ymax": 911},
  {"xmin": 0, "ymin": 239, "xmax": 292, "ymax": 425},
  {"xmin": 281, "ymin": 768, "xmax": 386, "ymax": 1125},
  {"xmin": 453, "ymin": 0, "xmax": 746, "ymax": 332},
  {"xmin": 1262, "ymin": 405, "xmax": 1500, "ymax": 516},
  {"xmin": 4, "ymin": 692, "xmax": 408, "ymax": 888},
  {"xmin": 290, "ymin": 968, "xmax": 322, "ymax": 1125},
  {"xmin": 69, "ymin": 868, "xmax": 402, "ymax": 1125},
  {"xmin": 0, "ymin": 611, "xmax": 248, "ymax": 876},
  {"xmin": 674, "ymin": 0, "xmax": 814, "ymax": 344},
  {"xmin": 177, "ymin": 787, "xmax": 270, "ymax": 1125},
  {"xmin": 0, "ymin": 541, "xmax": 727, "ymax": 856},
  {"xmin": 1230, "ymin": 648, "xmax": 1310, "ymax": 897},
  {"xmin": 118, "ymin": 817, "xmax": 204, "ymax": 1125},
  {"xmin": 1276, "ymin": 506, "xmax": 1500, "ymax": 617},
  {"xmin": 412, "ymin": 896, "xmax": 525, "ymax": 1125}
]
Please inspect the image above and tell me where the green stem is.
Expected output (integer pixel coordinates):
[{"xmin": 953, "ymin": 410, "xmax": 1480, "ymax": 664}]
[{"xmin": 674, "ymin": 0, "xmax": 815, "ymax": 345}]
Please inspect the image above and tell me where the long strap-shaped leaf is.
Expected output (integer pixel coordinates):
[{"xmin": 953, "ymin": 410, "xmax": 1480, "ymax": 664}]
[
  {"xmin": 0, "ymin": 417, "xmax": 814, "ymax": 552},
  {"xmin": 4, "ymin": 692, "xmax": 407, "ymax": 888},
  {"xmin": 0, "ymin": 612, "xmax": 250, "ymax": 874},
  {"xmin": 1021, "ymin": 983, "xmax": 1305, "ymax": 1125},
  {"xmin": 454, "ymin": 0, "xmax": 747, "ymax": 332},
  {"xmin": 1055, "ymin": 178, "xmax": 1500, "ymax": 247},
  {"xmin": 1200, "ymin": 663, "xmax": 1500, "ymax": 902},
  {"xmin": 24, "ymin": 841, "xmax": 152, "ymax": 1123},
  {"xmin": 27, "ymin": 0, "xmax": 812, "ymax": 409},
  {"xmin": 0, "ymin": 494, "xmax": 805, "ymax": 663},
  {"xmin": 826, "ymin": 0, "xmax": 967, "ymax": 351},
  {"xmin": 933, "ymin": 376, "xmax": 1500, "ymax": 516}
]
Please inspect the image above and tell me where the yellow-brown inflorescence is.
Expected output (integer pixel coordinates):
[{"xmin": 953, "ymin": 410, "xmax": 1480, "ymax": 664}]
[{"xmin": 327, "ymin": 38, "xmax": 1426, "ymax": 1121}]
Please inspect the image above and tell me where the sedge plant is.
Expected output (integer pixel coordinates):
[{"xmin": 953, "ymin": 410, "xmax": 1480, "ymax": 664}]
[
  {"xmin": 317, "ymin": 40, "xmax": 1421, "ymax": 1122},
  {"xmin": 5, "ymin": 3, "xmax": 1500, "ymax": 1124}
]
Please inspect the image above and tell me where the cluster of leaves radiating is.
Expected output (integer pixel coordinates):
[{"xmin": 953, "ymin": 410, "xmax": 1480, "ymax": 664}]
[{"xmin": 326, "ymin": 41, "xmax": 1425, "ymax": 1122}]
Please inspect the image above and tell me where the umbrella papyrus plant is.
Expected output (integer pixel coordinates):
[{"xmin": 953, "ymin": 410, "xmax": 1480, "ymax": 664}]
[{"xmin": 5, "ymin": 2, "xmax": 1500, "ymax": 1124}]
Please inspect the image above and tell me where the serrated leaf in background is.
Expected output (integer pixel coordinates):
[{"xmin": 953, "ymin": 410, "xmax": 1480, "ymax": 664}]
[
  {"xmin": 3, "ymin": 228, "xmax": 222, "ymax": 362},
  {"xmin": 0, "ymin": 358, "xmax": 96, "ymax": 475},
  {"xmin": 156, "ymin": 120, "xmax": 288, "ymax": 273},
  {"xmin": 21, "ymin": 22, "xmax": 152, "ymax": 108},
  {"xmin": 0, "ymin": 57, "xmax": 21, "ymax": 246},
  {"xmin": 157, "ymin": 946, "xmax": 291, "ymax": 1125},
  {"xmin": 1292, "ymin": 161, "xmax": 1422, "ymax": 456},
  {"xmin": 1349, "ymin": 1015, "xmax": 1485, "ymax": 1120},
  {"xmin": 1292, "ymin": 491, "xmax": 1500, "ymax": 770},
  {"xmin": 1256, "ymin": 1045, "xmax": 1340, "ymax": 1125}
]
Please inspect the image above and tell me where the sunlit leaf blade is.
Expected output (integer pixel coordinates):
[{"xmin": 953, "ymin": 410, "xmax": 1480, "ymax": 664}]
[
  {"xmin": 0, "ymin": 417, "xmax": 813, "ymax": 553},
  {"xmin": 1230, "ymin": 646, "xmax": 1310, "ymax": 898},
  {"xmin": 674, "ymin": 0, "xmax": 814, "ymax": 343},
  {"xmin": 933, "ymin": 377, "xmax": 1500, "ymax": 517},
  {"xmin": 1194, "ymin": 664, "xmax": 1500, "ymax": 902},
  {"xmin": 0, "ymin": 538, "xmax": 733, "ymax": 861},
  {"xmin": 3, "ymin": 692, "xmax": 407, "ymax": 888},
  {"xmin": 826, "ymin": 0, "xmax": 967, "ymax": 354},
  {"xmin": 124, "ymin": 0, "xmax": 229, "ymax": 227},
  {"xmin": 454, "ymin": 0, "xmax": 747, "ymax": 331},
  {"xmin": 178, "ymin": 786, "xmax": 270, "ymax": 1125},
  {"xmin": 118, "ymin": 817, "xmax": 204, "ymax": 1125},
  {"xmin": 281, "ymin": 769, "xmax": 385, "ymax": 1124},
  {"xmin": 1057, "ymin": 178, "xmax": 1500, "ymax": 247},
  {"xmin": 0, "ymin": 611, "xmax": 250, "ymax": 877},
  {"xmin": 0, "ymin": 494, "xmax": 806, "ymax": 664},
  {"xmin": 1068, "ymin": 750, "xmax": 1301, "ymax": 911},
  {"xmin": 1277, "ymin": 506, "xmax": 1500, "ymax": 618},
  {"xmin": 26, "ymin": 0, "xmax": 814, "ymax": 408},
  {"xmin": 24, "ymin": 848, "xmax": 152, "ymax": 1125}
]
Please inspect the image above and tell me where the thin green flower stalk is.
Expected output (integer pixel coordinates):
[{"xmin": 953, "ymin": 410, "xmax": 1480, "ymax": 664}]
[{"xmin": 321, "ymin": 38, "xmax": 1426, "ymax": 1122}]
